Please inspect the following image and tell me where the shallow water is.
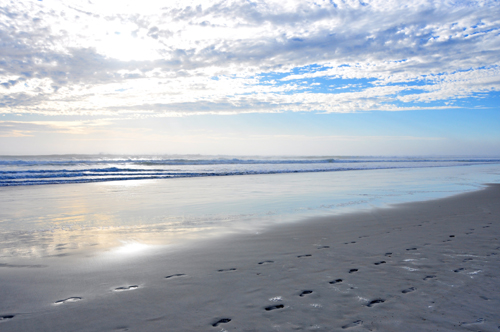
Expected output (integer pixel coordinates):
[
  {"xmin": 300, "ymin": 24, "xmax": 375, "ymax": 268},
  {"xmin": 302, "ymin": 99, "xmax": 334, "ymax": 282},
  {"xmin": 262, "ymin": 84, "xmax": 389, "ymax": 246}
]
[{"xmin": 0, "ymin": 164, "xmax": 499, "ymax": 258}]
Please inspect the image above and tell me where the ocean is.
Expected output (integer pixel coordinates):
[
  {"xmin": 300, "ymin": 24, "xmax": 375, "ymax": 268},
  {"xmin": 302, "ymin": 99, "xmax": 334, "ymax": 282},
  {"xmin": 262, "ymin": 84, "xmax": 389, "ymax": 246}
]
[
  {"xmin": 1, "ymin": 155, "xmax": 500, "ymax": 259},
  {"xmin": 1, "ymin": 155, "xmax": 500, "ymax": 187}
]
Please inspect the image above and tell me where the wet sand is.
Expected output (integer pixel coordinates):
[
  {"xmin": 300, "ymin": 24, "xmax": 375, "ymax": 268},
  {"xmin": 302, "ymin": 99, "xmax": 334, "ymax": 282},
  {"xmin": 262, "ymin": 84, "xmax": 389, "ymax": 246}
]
[{"xmin": 1, "ymin": 184, "xmax": 499, "ymax": 331}]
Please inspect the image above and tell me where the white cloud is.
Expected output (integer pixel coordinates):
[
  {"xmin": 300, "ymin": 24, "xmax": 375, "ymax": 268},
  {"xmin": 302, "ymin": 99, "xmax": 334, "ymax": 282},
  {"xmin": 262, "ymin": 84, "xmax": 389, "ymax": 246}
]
[
  {"xmin": 0, "ymin": 119, "xmax": 114, "ymax": 136},
  {"xmin": 0, "ymin": 0, "xmax": 499, "ymax": 115}
]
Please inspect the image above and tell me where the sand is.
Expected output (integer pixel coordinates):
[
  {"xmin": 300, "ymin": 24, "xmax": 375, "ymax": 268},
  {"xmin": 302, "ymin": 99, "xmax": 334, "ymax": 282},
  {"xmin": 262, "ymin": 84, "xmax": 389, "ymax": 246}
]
[{"xmin": 0, "ymin": 184, "xmax": 499, "ymax": 331}]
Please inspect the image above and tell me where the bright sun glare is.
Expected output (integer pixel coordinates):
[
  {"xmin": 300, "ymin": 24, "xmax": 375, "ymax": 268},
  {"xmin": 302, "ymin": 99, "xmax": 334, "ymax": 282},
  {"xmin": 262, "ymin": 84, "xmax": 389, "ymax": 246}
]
[{"xmin": 113, "ymin": 242, "xmax": 152, "ymax": 255}]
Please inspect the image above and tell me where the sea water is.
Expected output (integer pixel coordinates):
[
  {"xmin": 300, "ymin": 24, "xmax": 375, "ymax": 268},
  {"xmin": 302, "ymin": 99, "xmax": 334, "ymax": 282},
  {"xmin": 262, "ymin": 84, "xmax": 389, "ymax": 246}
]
[
  {"xmin": 1, "ymin": 155, "xmax": 499, "ymax": 187},
  {"xmin": 0, "ymin": 155, "xmax": 499, "ymax": 258}
]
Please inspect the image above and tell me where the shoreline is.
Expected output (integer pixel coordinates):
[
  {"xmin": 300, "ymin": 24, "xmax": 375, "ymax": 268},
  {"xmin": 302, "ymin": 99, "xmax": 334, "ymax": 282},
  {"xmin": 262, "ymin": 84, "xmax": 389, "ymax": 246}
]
[
  {"xmin": 1, "ymin": 184, "xmax": 499, "ymax": 331},
  {"xmin": 1, "ymin": 164, "xmax": 499, "ymax": 260}
]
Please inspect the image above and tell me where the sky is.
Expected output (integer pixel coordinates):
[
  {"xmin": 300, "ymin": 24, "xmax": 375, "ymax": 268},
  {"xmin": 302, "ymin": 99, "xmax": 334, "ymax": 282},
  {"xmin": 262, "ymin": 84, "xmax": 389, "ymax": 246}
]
[{"xmin": 0, "ymin": 0, "xmax": 499, "ymax": 156}]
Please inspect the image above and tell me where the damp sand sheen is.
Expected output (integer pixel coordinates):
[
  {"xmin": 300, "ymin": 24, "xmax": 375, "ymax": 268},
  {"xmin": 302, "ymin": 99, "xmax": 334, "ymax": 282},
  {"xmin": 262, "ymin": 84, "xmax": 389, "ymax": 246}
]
[{"xmin": 0, "ymin": 182, "xmax": 499, "ymax": 331}]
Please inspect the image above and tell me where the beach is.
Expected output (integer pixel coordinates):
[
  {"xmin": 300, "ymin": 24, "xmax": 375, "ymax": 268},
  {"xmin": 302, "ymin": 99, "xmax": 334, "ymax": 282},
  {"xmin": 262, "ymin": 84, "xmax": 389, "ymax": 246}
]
[
  {"xmin": 1, "ymin": 182, "xmax": 499, "ymax": 331},
  {"xmin": 2, "ymin": 0, "xmax": 500, "ymax": 330}
]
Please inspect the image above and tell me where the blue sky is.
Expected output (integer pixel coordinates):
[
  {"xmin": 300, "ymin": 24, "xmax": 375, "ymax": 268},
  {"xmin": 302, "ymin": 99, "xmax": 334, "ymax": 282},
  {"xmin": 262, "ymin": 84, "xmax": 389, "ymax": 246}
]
[{"xmin": 0, "ymin": 0, "xmax": 499, "ymax": 155}]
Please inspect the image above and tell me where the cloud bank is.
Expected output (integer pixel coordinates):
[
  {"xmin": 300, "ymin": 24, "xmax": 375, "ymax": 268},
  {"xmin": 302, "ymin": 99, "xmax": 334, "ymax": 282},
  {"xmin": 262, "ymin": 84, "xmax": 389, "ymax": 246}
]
[{"xmin": 1, "ymin": 0, "xmax": 499, "ymax": 116}]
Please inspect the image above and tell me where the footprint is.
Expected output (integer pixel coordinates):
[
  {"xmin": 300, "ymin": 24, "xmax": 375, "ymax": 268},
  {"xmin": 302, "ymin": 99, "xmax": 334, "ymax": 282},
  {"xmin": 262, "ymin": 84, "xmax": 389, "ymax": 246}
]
[
  {"xmin": 342, "ymin": 320, "xmax": 363, "ymax": 329},
  {"xmin": 165, "ymin": 274, "xmax": 186, "ymax": 279},
  {"xmin": 55, "ymin": 297, "xmax": 82, "ymax": 305},
  {"xmin": 329, "ymin": 279, "xmax": 343, "ymax": 284},
  {"xmin": 299, "ymin": 290, "xmax": 313, "ymax": 297},
  {"xmin": 459, "ymin": 318, "xmax": 484, "ymax": 326},
  {"xmin": 483, "ymin": 226, "xmax": 490, "ymax": 228},
  {"xmin": 317, "ymin": 246, "xmax": 330, "ymax": 249},
  {"xmin": 297, "ymin": 254, "xmax": 312, "ymax": 258},
  {"xmin": 454, "ymin": 268, "xmax": 465, "ymax": 273},
  {"xmin": 0, "ymin": 315, "xmax": 14, "ymax": 321},
  {"xmin": 265, "ymin": 304, "xmax": 284, "ymax": 311},
  {"xmin": 217, "ymin": 268, "xmax": 236, "ymax": 272},
  {"xmin": 406, "ymin": 248, "xmax": 417, "ymax": 251},
  {"xmin": 115, "ymin": 285, "xmax": 139, "ymax": 291},
  {"xmin": 449, "ymin": 235, "xmax": 455, "ymax": 238},
  {"xmin": 402, "ymin": 287, "xmax": 416, "ymax": 294},
  {"xmin": 385, "ymin": 252, "xmax": 392, "ymax": 257},
  {"xmin": 367, "ymin": 299, "xmax": 385, "ymax": 307},
  {"xmin": 423, "ymin": 275, "xmax": 436, "ymax": 280},
  {"xmin": 349, "ymin": 269, "xmax": 358, "ymax": 273},
  {"xmin": 258, "ymin": 260, "xmax": 274, "ymax": 265},
  {"xmin": 374, "ymin": 261, "xmax": 386, "ymax": 265},
  {"xmin": 212, "ymin": 318, "xmax": 231, "ymax": 327}
]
